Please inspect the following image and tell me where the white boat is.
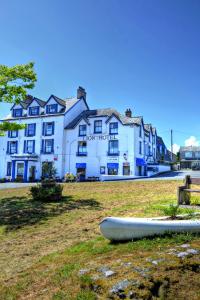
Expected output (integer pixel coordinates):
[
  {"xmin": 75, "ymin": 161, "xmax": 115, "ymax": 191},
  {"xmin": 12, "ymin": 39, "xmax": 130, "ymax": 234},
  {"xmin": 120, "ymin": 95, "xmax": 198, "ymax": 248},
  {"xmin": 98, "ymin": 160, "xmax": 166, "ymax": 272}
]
[{"xmin": 100, "ymin": 217, "xmax": 200, "ymax": 241}]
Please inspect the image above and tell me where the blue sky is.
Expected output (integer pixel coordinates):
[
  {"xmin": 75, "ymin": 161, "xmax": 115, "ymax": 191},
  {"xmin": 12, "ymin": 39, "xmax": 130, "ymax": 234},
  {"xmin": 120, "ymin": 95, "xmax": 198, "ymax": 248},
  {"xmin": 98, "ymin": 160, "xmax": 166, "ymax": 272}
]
[{"xmin": 1, "ymin": 0, "xmax": 200, "ymax": 151}]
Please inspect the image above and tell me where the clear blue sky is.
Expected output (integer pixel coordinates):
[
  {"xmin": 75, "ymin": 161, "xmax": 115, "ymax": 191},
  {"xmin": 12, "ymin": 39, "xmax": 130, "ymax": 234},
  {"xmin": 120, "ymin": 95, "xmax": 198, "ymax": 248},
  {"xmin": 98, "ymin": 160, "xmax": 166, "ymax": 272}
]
[{"xmin": 1, "ymin": 0, "xmax": 200, "ymax": 150}]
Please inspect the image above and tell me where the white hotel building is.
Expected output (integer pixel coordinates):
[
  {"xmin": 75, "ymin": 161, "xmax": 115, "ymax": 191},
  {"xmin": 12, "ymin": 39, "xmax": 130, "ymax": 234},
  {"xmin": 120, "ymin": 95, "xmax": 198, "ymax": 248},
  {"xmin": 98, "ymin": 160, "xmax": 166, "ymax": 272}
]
[{"xmin": 0, "ymin": 87, "xmax": 170, "ymax": 182}]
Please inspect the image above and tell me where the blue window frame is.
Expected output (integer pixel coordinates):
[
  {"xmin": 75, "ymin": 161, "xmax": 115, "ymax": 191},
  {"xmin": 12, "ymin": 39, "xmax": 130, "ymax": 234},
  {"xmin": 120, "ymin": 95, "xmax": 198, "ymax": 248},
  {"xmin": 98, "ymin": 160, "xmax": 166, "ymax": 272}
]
[
  {"xmin": 109, "ymin": 122, "xmax": 118, "ymax": 135},
  {"xmin": 25, "ymin": 124, "xmax": 36, "ymax": 137},
  {"xmin": 29, "ymin": 106, "xmax": 39, "ymax": 116},
  {"xmin": 24, "ymin": 140, "xmax": 35, "ymax": 154},
  {"xmin": 41, "ymin": 139, "xmax": 54, "ymax": 154},
  {"xmin": 7, "ymin": 141, "xmax": 18, "ymax": 154},
  {"xmin": 7, "ymin": 162, "xmax": 12, "ymax": 176},
  {"xmin": 94, "ymin": 120, "xmax": 102, "ymax": 134},
  {"xmin": 12, "ymin": 108, "xmax": 23, "ymax": 117},
  {"xmin": 139, "ymin": 141, "xmax": 142, "ymax": 154},
  {"xmin": 139, "ymin": 125, "xmax": 142, "ymax": 137},
  {"xmin": 43, "ymin": 122, "xmax": 55, "ymax": 136},
  {"xmin": 77, "ymin": 141, "xmax": 87, "ymax": 156},
  {"xmin": 8, "ymin": 130, "xmax": 18, "ymax": 138},
  {"xmin": 46, "ymin": 104, "xmax": 58, "ymax": 114},
  {"xmin": 108, "ymin": 140, "xmax": 119, "ymax": 156},
  {"xmin": 79, "ymin": 125, "xmax": 87, "ymax": 136}
]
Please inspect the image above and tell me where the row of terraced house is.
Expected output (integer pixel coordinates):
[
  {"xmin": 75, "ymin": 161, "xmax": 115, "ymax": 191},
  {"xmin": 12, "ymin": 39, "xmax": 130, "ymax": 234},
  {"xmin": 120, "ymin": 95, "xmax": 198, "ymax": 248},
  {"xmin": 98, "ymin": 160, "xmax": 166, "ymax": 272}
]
[{"xmin": 0, "ymin": 87, "xmax": 174, "ymax": 182}]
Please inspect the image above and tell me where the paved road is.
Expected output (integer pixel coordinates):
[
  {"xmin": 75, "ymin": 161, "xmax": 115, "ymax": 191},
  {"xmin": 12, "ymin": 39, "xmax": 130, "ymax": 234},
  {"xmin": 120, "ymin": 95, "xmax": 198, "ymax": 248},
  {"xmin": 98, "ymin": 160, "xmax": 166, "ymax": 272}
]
[
  {"xmin": 134, "ymin": 170, "xmax": 200, "ymax": 181},
  {"xmin": 0, "ymin": 171, "xmax": 200, "ymax": 190}
]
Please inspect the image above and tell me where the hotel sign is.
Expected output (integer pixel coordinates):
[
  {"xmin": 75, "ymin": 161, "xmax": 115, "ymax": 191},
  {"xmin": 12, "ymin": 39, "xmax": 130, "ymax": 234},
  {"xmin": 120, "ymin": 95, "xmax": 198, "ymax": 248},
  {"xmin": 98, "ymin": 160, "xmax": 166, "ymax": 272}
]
[{"xmin": 83, "ymin": 135, "xmax": 118, "ymax": 141}]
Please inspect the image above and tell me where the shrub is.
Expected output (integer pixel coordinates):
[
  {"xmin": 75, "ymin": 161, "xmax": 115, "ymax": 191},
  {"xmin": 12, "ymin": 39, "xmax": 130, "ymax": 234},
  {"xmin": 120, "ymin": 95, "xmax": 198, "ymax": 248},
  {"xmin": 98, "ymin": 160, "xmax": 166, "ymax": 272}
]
[
  {"xmin": 30, "ymin": 180, "xmax": 63, "ymax": 202},
  {"xmin": 64, "ymin": 173, "xmax": 76, "ymax": 182},
  {"xmin": 0, "ymin": 178, "xmax": 6, "ymax": 183},
  {"xmin": 163, "ymin": 204, "xmax": 180, "ymax": 219}
]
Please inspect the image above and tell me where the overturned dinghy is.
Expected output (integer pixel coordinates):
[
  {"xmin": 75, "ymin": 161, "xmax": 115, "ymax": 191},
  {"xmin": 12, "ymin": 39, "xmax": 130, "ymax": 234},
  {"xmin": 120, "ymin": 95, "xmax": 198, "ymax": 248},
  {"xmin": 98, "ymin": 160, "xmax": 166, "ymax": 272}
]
[{"xmin": 100, "ymin": 217, "xmax": 200, "ymax": 241}]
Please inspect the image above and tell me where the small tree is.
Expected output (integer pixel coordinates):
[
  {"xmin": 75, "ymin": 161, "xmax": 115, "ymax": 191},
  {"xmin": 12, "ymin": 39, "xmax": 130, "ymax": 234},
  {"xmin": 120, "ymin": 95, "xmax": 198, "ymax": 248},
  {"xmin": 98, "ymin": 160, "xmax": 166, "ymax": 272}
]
[
  {"xmin": 0, "ymin": 62, "xmax": 37, "ymax": 135},
  {"xmin": 42, "ymin": 162, "xmax": 57, "ymax": 179}
]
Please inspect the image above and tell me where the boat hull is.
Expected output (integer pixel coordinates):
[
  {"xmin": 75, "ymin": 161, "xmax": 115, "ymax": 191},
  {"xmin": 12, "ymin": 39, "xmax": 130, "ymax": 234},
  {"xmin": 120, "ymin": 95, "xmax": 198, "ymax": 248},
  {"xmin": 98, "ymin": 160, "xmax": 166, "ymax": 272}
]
[{"xmin": 100, "ymin": 217, "xmax": 200, "ymax": 241}]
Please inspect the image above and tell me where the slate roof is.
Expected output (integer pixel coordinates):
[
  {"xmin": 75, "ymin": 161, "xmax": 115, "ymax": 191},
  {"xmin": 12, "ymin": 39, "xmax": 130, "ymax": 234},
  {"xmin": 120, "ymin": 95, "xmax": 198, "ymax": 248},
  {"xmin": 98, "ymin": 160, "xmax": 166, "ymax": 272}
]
[
  {"xmin": 180, "ymin": 146, "xmax": 200, "ymax": 152},
  {"xmin": 65, "ymin": 108, "xmax": 143, "ymax": 129}
]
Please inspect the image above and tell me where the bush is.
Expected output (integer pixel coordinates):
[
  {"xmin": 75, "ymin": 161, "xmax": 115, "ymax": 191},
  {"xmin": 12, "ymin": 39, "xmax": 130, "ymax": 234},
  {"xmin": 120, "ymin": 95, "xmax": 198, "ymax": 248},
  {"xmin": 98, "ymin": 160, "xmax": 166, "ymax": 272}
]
[
  {"xmin": 64, "ymin": 173, "xmax": 76, "ymax": 182},
  {"xmin": 163, "ymin": 204, "xmax": 180, "ymax": 219},
  {"xmin": 0, "ymin": 178, "xmax": 6, "ymax": 183},
  {"xmin": 30, "ymin": 180, "xmax": 63, "ymax": 202}
]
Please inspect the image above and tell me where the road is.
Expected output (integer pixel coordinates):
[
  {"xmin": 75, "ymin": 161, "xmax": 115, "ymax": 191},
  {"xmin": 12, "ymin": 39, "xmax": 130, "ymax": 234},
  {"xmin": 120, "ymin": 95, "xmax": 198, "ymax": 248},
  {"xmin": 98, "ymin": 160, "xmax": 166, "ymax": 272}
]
[{"xmin": 0, "ymin": 171, "xmax": 200, "ymax": 189}]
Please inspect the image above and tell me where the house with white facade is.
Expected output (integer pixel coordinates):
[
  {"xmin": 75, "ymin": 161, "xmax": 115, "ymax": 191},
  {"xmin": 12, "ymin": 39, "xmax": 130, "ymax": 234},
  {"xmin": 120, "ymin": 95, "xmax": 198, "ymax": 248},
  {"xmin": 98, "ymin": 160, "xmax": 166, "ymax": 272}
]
[
  {"xmin": 0, "ymin": 87, "xmax": 88, "ymax": 182},
  {"xmin": 0, "ymin": 87, "xmax": 171, "ymax": 182}
]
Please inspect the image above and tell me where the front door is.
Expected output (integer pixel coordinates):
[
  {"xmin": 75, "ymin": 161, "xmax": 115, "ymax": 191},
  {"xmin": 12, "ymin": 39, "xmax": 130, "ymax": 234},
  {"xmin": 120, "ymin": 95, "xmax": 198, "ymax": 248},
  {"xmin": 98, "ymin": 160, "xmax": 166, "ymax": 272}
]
[
  {"xmin": 29, "ymin": 166, "xmax": 36, "ymax": 181},
  {"xmin": 77, "ymin": 168, "xmax": 86, "ymax": 181},
  {"xmin": 16, "ymin": 162, "xmax": 24, "ymax": 181},
  {"xmin": 123, "ymin": 166, "xmax": 130, "ymax": 175}
]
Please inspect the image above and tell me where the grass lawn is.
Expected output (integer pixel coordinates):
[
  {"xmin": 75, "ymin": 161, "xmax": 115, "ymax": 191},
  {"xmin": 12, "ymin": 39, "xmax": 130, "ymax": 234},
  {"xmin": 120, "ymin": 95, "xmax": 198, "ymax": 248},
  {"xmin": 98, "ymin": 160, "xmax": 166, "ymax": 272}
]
[{"xmin": 0, "ymin": 180, "xmax": 200, "ymax": 299}]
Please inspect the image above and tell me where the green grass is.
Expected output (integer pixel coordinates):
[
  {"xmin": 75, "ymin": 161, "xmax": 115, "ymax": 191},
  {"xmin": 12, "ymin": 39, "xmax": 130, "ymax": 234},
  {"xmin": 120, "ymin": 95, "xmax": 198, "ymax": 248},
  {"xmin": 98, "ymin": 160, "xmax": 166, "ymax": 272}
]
[{"xmin": 0, "ymin": 180, "xmax": 200, "ymax": 299}]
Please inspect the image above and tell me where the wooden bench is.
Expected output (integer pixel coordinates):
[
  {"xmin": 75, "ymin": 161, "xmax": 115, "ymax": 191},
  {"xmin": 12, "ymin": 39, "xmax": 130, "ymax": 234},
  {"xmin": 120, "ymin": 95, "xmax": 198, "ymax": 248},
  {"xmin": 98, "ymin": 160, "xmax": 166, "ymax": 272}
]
[{"xmin": 178, "ymin": 175, "xmax": 200, "ymax": 205}]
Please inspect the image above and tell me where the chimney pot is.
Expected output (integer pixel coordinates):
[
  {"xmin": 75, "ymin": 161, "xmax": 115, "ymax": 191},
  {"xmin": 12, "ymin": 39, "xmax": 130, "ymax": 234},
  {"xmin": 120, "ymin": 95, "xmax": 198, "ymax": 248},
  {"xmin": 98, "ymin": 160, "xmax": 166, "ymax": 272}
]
[
  {"xmin": 125, "ymin": 108, "xmax": 132, "ymax": 118},
  {"xmin": 77, "ymin": 86, "xmax": 86, "ymax": 100}
]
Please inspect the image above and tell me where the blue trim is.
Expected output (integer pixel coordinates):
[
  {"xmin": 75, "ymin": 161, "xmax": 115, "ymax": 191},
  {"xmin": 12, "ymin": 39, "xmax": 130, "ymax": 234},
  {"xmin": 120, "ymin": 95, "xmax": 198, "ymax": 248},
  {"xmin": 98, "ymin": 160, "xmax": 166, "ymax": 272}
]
[
  {"xmin": 76, "ymin": 163, "xmax": 86, "ymax": 168},
  {"xmin": 26, "ymin": 123, "xmax": 36, "ymax": 137},
  {"xmin": 79, "ymin": 124, "xmax": 87, "ymax": 136},
  {"xmin": 136, "ymin": 158, "xmax": 146, "ymax": 166},
  {"xmin": 7, "ymin": 162, "xmax": 12, "ymax": 176},
  {"xmin": 109, "ymin": 122, "xmax": 118, "ymax": 135},
  {"xmin": 94, "ymin": 120, "xmax": 102, "ymax": 134},
  {"xmin": 46, "ymin": 104, "xmax": 58, "ymax": 114},
  {"xmin": 107, "ymin": 163, "xmax": 119, "ymax": 169},
  {"xmin": 13, "ymin": 108, "xmax": 23, "ymax": 118},
  {"xmin": 24, "ymin": 161, "xmax": 28, "ymax": 182},
  {"xmin": 11, "ymin": 161, "xmax": 16, "ymax": 181},
  {"xmin": 29, "ymin": 106, "xmax": 39, "ymax": 116},
  {"xmin": 24, "ymin": 140, "xmax": 27, "ymax": 153},
  {"xmin": 43, "ymin": 122, "xmax": 54, "ymax": 136}
]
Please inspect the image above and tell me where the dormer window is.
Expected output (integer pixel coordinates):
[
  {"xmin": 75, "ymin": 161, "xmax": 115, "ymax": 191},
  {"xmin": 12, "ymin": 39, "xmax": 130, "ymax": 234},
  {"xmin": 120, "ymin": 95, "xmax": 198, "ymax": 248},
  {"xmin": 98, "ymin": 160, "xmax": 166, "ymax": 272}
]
[
  {"xmin": 46, "ymin": 104, "xmax": 58, "ymax": 114},
  {"xmin": 94, "ymin": 120, "xmax": 102, "ymax": 134},
  {"xmin": 79, "ymin": 125, "xmax": 87, "ymax": 136},
  {"xmin": 29, "ymin": 106, "xmax": 39, "ymax": 116},
  {"xmin": 13, "ymin": 108, "xmax": 22, "ymax": 118},
  {"xmin": 109, "ymin": 122, "xmax": 118, "ymax": 135}
]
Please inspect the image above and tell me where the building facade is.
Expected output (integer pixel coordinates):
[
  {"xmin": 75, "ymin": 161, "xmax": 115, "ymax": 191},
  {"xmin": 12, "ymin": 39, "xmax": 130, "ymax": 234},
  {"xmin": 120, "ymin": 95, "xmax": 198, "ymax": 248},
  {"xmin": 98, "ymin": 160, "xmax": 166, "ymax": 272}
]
[
  {"xmin": 180, "ymin": 146, "xmax": 200, "ymax": 169},
  {"xmin": 0, "ymin": 87, "xmax": 171, "ymax": 181}
]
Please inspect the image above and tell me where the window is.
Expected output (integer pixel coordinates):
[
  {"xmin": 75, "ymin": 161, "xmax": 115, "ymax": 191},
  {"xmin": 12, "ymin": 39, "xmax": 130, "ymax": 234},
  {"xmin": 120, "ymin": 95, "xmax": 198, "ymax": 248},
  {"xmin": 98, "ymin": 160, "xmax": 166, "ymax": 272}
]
[
  {"xmin": 79, "ymin": 125, "xmax": 87, "ymax": 136},
  {"xmin": 108, "ymin": 167, "xmax": 118, "ymax": 175},
  {"xmin": 42, "ymin": 139, "xmax": 54, "ymax": 154},
  {"xmin": 29, "ymin": 106, "xmax": 39, "ymax": 116},
  {"xmin": 108, "ymin": 140, "xmax": 119, "ymax": 155},
  {"xmin": 77, "ymin": 141, "xmax": 87, "ymax": 156},
  {"xmin": 8, "ymin": 130, "xmax": 18, "ymax": 138},
  {"xmin": 139, "ymin": 141, "xmax": 142, "ymax": 154},
  {"xmin": 94, "ymin": 120, "xmax": 102, "ymax": 134},
  {"xmin": 195, "ymin": 152, "xmax": 200, "ymax": 158},
  {"xmin": 7, "ymin": 141, "xmax": 18, "ymax": 154},
  {"xmin": 13, "ymin": 108, "xmax": 22, "ymax": 117},
  {"xmin": 46, "ymin": 104, "xmax": 58, "ymax": 114},
  {"xmin": 185, "ymin": 151, "xmax": 193, "ymax": 159},
  {"xmin": 109, "ymin": 122, "xmax": 118, "ymax": 135},
  {"xmin": 24, "ymin": 140, "xmax": 35, "ymax": 154},
  {"xmin": 139, "ymin": 125, "xmax": 142, "ymax": 137},
  {"xmin": 148, "ymin": 145, "xmax": 151, "ymax": 155},
  {"xmin": 43, "ymin": 122, "xmax": 55, "ymax": 136},
  {"xmin": 100, "ymin": 166, "xmax": 105, "ymax": 174},
  {"xmin": 7, "ymin": 162, "xmax": 11, "ymax": 176},
  {"xmin": 26, "ymin": 124, "xmax": 36, "ymax": 137}
]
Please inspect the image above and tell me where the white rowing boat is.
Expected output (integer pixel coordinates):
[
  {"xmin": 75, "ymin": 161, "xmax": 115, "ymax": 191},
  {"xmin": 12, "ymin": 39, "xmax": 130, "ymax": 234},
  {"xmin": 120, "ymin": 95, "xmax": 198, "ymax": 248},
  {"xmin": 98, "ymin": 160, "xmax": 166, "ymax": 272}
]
[{"xmin": 99, "ymin": 217, "xmax": 200, "ymax": 241}]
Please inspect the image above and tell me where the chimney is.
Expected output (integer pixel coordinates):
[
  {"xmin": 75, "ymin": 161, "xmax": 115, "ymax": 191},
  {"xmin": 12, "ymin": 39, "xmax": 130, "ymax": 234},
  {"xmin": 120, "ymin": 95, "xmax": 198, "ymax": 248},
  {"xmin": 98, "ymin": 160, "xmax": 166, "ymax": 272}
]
[
  {"xmin": 77, "ymin": 86, "xmax": 86, "ymax": 100},
  {"xmin": 125, "ymin": 108, "xmax": 132, "ymax": 118}
]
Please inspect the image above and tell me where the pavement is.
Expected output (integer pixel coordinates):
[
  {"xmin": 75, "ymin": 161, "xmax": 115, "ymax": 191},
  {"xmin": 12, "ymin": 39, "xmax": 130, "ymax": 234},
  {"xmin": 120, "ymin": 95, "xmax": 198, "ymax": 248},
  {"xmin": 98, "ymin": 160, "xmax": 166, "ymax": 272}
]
[{"xmin": 0, "ymin": 170, "xmax": 200, "ymax": 190}]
